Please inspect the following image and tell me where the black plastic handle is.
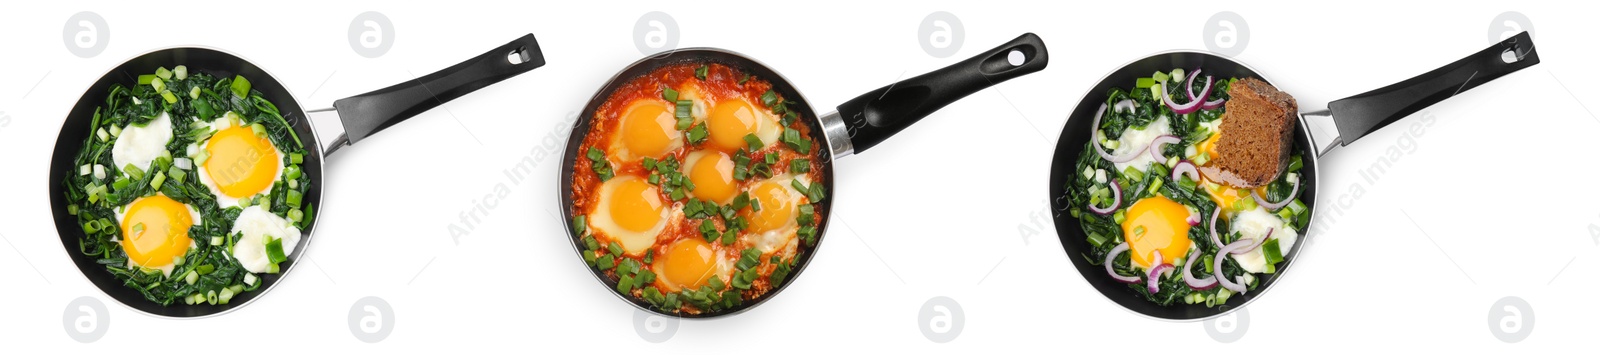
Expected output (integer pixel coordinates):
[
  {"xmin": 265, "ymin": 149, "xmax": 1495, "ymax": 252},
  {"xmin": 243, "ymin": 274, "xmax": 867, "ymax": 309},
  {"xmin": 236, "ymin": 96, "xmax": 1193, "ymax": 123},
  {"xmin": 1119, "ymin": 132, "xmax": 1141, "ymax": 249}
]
[
  {"xmin": 1328, "ymin": 31, "xmax": 1537, "ymax": 145},
  {"xmin": 834, "ymin": 33, "xmax": 1048, "ymax": 154},
  {"xmin": 333, "ymin": 33, "xmax": 545, "ymax": 144}
]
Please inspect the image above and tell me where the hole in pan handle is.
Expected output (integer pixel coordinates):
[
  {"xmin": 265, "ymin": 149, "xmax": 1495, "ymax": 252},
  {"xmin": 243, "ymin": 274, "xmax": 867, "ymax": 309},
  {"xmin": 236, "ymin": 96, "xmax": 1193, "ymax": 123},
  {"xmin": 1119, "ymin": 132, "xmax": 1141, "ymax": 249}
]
[
  {"xmin": 1325, "ymin": 31, "xmax": 1538, "ymax": 147},
  {"xmin": 833, "ymin": 32, "xmax": 1048, "ymax": 154},
  {"xmin": 331, "ymin": 33, "xmax": 546, "ymax": 145}
]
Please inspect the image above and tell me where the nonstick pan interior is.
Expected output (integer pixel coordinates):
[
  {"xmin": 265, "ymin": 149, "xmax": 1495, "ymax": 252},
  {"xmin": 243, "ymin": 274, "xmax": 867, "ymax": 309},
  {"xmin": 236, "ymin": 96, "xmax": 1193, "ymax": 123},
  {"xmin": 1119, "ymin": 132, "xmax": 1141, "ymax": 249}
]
[
  {"xmin": 48, "ymin": 47, "xmax": 324, "ymax": 318},
  {"xmin": 1047, "ymin": 51, "xmax": 1317, "ymax": 321}
]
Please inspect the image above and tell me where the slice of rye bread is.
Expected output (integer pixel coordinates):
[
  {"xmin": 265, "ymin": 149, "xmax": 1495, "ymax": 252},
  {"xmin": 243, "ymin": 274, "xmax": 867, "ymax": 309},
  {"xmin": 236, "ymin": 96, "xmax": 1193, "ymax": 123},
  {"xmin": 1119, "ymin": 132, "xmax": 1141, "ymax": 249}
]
[{"xmin": 1206, "ymin": 77, "xmax": 1297, "ymax": 188}]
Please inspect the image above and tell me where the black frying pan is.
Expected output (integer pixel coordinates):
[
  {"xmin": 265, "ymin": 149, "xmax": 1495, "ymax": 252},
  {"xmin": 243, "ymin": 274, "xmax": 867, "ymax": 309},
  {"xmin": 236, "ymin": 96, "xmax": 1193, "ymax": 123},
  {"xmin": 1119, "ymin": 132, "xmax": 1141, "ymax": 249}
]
[
  {"xmin": 48, "ymin": 34, "xmax": 544, "ymax": 318},
  {"xmin": 1049, "ymin": 32, "xmax": 1538, "ymax": 321},
  {"xmin": 560, "ymin": 33, "xmax": 1049, "ymax": 318}
]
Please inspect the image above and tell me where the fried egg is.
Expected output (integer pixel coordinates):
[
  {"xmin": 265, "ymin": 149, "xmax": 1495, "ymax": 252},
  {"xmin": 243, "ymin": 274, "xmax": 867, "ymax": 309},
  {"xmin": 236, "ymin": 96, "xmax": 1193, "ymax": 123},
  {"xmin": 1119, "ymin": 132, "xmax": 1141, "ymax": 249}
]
[
  {"xmin": 744, "ymin": 174, "xmax": 807, "ymax": 254},
  {"xmin": 706, "ymin": 96, "xmax": 781, "ymax": 152},
  {"xmin": 650, "ymin": 237, "xmax": 733, "ymax": 292},
  {"xmin": 681, "ymin": 150, "xmax": 738, "ymax": 204},
  {"xmin": 1120, "ymin": 195, "xmax": 1194, "ymax": 269},
  {"xmin": 115, "ymin": 194, "xmax": 200, "ymax": 276},
  {"xmin": 1229, "ymin": 206, "xmax": 1298, "ymax": 273},
  {"xmin": 197, "ymin": 115, "xmax": 284, "ymax": 208},
  {"xmin": 588, "ymin": 175, "xmax": 673, "ymax": 256},
  {"xmin": 230, "ymin": 205, "xmax": 303, "ymax": 274},
  {"xmin": 111, "ymin": 112, "xmax": 174, "ymax": 173},
  {"xmin": 1110, "ymin": 115, "xmax": 1173, "ymax": 173},
  {"xmin": 613, "ymin": 100, "xmax": 683, "ymax": 162}
]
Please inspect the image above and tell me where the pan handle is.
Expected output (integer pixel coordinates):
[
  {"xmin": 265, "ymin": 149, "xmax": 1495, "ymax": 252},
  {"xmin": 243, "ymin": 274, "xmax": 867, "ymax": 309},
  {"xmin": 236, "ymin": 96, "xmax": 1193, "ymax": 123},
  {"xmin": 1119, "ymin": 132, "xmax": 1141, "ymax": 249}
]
[
  {"xmin": 331, "ymin": 33, "xmax": 545, "ymax": 145},
  {"xmin": 830, "ymin": 33, "xmax": 1048, "ymax": 155},
  {"xmin": 1326, "ymin": 31, "xmax": 1537, "ymax": 146}
]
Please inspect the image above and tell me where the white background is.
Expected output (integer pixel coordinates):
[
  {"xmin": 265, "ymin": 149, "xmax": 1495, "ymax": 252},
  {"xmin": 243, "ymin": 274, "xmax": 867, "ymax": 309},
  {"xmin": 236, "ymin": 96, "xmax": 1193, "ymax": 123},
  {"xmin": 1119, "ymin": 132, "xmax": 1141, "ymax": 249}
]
[{"xmin": 2, "ymin": 0, "xmax": 1596, "ymax": 352}]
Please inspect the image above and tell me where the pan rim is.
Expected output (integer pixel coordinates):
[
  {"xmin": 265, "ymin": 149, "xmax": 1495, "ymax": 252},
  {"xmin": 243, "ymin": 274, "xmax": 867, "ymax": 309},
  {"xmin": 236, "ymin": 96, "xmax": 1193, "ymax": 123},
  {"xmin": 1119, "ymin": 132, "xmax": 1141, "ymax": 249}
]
[
  {"xmin": 49, "ymin": 44, "xmax": 327, "ymax": 320},
  {"xmin": 557, "ymin": 47, "xmax": 836, "ymax": 319},
  {"xmin": 1048, "ymin": 49, "xmax": 1320, "ymax": 323}
]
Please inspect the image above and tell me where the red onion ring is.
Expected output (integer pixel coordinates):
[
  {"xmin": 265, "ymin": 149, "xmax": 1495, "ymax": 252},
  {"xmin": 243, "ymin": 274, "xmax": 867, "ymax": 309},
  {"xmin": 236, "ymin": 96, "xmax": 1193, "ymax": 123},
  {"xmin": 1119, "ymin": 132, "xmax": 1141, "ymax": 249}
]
[
  {"xmin": 1230, "ymin": 228, "xmax": 1272, "ymax": 255},
  {"xmin": 1172, "ymin": 160, "xmax": 1199, "ymax": 183},
  {"xmin": 1114, "ymin": 99, "xmax": 1137, "ymax": 114},
  {"xmin": 1214, "ymin": 240, "xmax": 1253, "ymax": 293},
  {"xmin": 1161, "ymin": 75, "xmax": 1213, "ymax": 115},
  {"xmin": 1091, "ymin": 104, "xmax": 1148, "ymax": 163},
  {"xmin": 1251, "ymin": 178, "xmax": 1301, "ymax": 211},
  {"xmin": 1184, "ymin": 248, "xmax": 1218, "ymax": 290},
  {"xmin": 1208, "ymin": 207, "xmax": 1224, "ymax": 248},
  {"xmin": 1145, "ymin": 250, "xmax": 1169, "ymax": 293},
  {"xmin": 1202, "ymin": 97, "xmax": 1226, "ymax": 110},
  {"xmin": 1186, "ymin": 211, "xmax": 1201, "ymax": 227},
  {"xmin": 1106, "ymin": 243, "xmax": 1141, "ymax": 283},
  {"xmin": 1148, "ymin": 135, "xmax": 1181, "ymax": 162},
  {"xmin": 1184, "ymin": 69, "xmax": 1202, "ymax": 100},
  {"xmin": 1087, "ymin": 180, "xmax": 1121, "ymax": 215}
]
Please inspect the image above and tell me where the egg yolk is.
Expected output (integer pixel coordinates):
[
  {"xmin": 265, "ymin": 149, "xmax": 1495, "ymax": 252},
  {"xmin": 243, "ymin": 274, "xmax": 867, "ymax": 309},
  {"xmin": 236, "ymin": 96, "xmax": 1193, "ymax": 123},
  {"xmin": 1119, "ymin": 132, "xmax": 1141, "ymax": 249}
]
[
  {"xmin": 620, "ymin": 100, "xmax": 681, "ymax": 159},
  {"xmin": 653, "ymin": 238, "xmax": 717, "ymax": 292},
  {"xmin": 1198, "ymin": 129, "xmax": 1222, "ymax": 163},
  {"xmin": 608, "ymin": 177, "xmax": 665, "ymax": 232},
  {"xmin": 687, "ymin": 151, "xmax": 737, "ymax": 203},
  {"xmin": 707, "ymin": 98, "xmax": 759, "ymax": 152},
  {"xmin": 1121, "ymin": 195, "xmax": 1193, "ymax": 269},
  {"xmin": 1202, "ymin": 181, "xmax": 1269, "ymax": 211},
  {"xmin": 205, "ymin": 126, "xmax": 279, "ymax": 198},
  {"xmin": 746, "ymin": 180, "xmax": 796, "ymax": 233},
  {"xmin": 120, "ymin": 195, "xmax": 194, "ymax": 268}
]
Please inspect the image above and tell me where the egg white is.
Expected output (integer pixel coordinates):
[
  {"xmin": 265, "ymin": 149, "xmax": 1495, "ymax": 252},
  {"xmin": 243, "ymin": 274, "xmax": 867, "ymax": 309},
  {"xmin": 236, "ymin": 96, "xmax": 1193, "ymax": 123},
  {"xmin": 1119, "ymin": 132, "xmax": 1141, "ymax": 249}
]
[
  {"xmin": 1111, "ymin": 115, "xmax": 1173, "ymax": 173},
  {"xmin": 230, "ymin": 205, "xmax": 302, "ymax": 274},
  {"xmin": 588, "ymin": 175, "xmax": 676, "ymax": 256},
  {"xmin": 111, "ymin": 112, "xmax": 174, "ymax": 174},
  {"xmin": 195, "ymin": 116, "xmax": 285, "ymax": 208},
  {"xmin": 1228, "ymin": 206, "xmax": 1298, "ymax": 273},
  {"xmin": 113, "ymin": 194, "xmax": 201, "ymax": 276}
]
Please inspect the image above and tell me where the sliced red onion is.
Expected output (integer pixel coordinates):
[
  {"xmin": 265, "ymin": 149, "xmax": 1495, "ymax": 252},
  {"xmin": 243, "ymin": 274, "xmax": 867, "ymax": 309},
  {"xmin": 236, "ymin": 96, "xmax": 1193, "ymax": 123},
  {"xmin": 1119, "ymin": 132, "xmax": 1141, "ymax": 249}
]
[
  {"xmin": 1161, "ymin": 75, "xmax": 1213, "ymax": 115},
  {"xmin": 1229, "ymin": 228, "xmax": 1272, "ymax": 255},
  {"xmin": 1172, "ymin": 160, "xmax": 1199, "ymax": 183},
  {"xmin": 1145, "ymin": 250, "xmax": 1168, "ymax": 293},
  {"xmin": 1091, "ymin": 104, "xmax": 1148, "ymax": 163},
  {"xmin": 1251, "ymin": 178, "xmax": 1301, "ymax": 211},
  {"xmin": 1087, "ymin": 180, "xmax": 1122, "ymax": 215},
  {"xmin": 1114, "ymin": 99, "xmax": 1138, "ymax": 114},
  {"xmin": 1208, "ymin": 207, "xmax": 1224, "ymax": 247},
  {"xmin": 1186, "ymin": 211, "xmax": 1201, "ymax": 227},
  {"xmin": 1184, "ymin": 249, "xmax": 1218, "ymax": 290},
  {"xmin": 1148, "ymin": 135, "xmax": 1181, "ymax": 162},
  {"xmin": 1214, "ymin": 240, "xmax": 1253, "ymax": 293},
  {"xmin": 1202, "ymin": 97, "xmax": 1226, "ymax": 110},
  {"xmin": 1105, "ymin": 243, "xmax": 1141, "ymax": 283},
  {"xmin": 1184, "ymin": 69, "xmax": 1203, "ymax": 100}
]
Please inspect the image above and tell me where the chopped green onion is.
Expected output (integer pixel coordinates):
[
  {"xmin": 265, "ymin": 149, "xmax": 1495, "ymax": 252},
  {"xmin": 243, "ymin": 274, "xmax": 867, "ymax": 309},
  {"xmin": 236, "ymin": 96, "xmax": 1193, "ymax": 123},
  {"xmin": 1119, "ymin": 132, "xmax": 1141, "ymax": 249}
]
[
  {"xmin": 211, "ymin": 236, "xmax": 224, "ymax": 246},
  {"xmin": 694, "ymin": 65, "xmax": 709, "ymax": 80},
  {"xmin": 264, "ymin": 236, "xmax": 288, "ymax": 264},
  {"xmin": 230, "ymin": 75, "xmax": 252, "ymax": 98},
  {"xmin": 290, "ymin": 153, "xmax": 303, "ymax": 164},
  {"xmin": 743, "ymin": 134, "xmax": 762, "ymax": 150},
  {"xmin": 150, "ymin": 171, "xmax": 166, "ymax": 190},
  {"xmin": 184, "ymin": 270, "xmax": 198, "ymax": 285},
  {"xmin": 137, "ymin": 74, "xmax": 157, "ymax": 85},
  {"xmin": 172, "ymin": 65, "xmax": 188, "ymax": 80},
  {"xmin": 160, "ymin": 90, "xmax": 178, "ymax": 104},
  {"xmin": 1135, "ymin": 77, "xmax": 1155, "ymax": 88},
  {"xmin": 1169, "ymin": 68, "xmax": 1185, "ymax": 82},
  {"xmin": 244, "ymin": 273, "xmax": 258, "ymax": 286},
  {"xmin": 1287, "ymin": 155, "xmax": 1303, "ymax": 172},
  {"xmin": 155, "ymin": 67, "xmax": 173, "ymax": 80},
  {"xmin": 151, "ymin": 77, "xmax": 166, "ymax": 92},
  {"xmin": 250, "ymin": 123, "xmax": 267, "ymax": 137},
  {"xmin": 674, "ymin": 100, "xmax": 693, "ymax": 130},
  {"xmin": 285, "ymin": 165, "xmax": 302, "ymax": 180},
  {"xmin": 1263, "ymin": 238, "xmax": 1284, "ymax": 264}
]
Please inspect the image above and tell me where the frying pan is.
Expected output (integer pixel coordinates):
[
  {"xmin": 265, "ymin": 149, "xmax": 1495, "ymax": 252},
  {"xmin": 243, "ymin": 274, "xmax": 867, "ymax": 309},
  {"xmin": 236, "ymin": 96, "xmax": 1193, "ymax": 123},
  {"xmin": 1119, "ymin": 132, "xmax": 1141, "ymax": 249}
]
[
  {"xmin": 1049, "ymin": 32, "xmax": 1539, "ymax": 321},
  {"xmin": 48, "ymin": 34, "xmax": 545, "ymax": 318},
  {"xmin": 560, "ymin": 33, "xmax": 1049, "ymax": 318}
]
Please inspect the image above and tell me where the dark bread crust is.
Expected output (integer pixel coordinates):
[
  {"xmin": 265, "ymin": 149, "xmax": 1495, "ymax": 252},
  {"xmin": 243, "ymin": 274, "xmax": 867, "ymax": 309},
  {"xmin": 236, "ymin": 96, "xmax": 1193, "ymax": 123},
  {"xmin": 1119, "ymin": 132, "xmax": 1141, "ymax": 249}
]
[{"xmin": 1211, "ymin": 78, "xmax": 1297, "ymax": 188}]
